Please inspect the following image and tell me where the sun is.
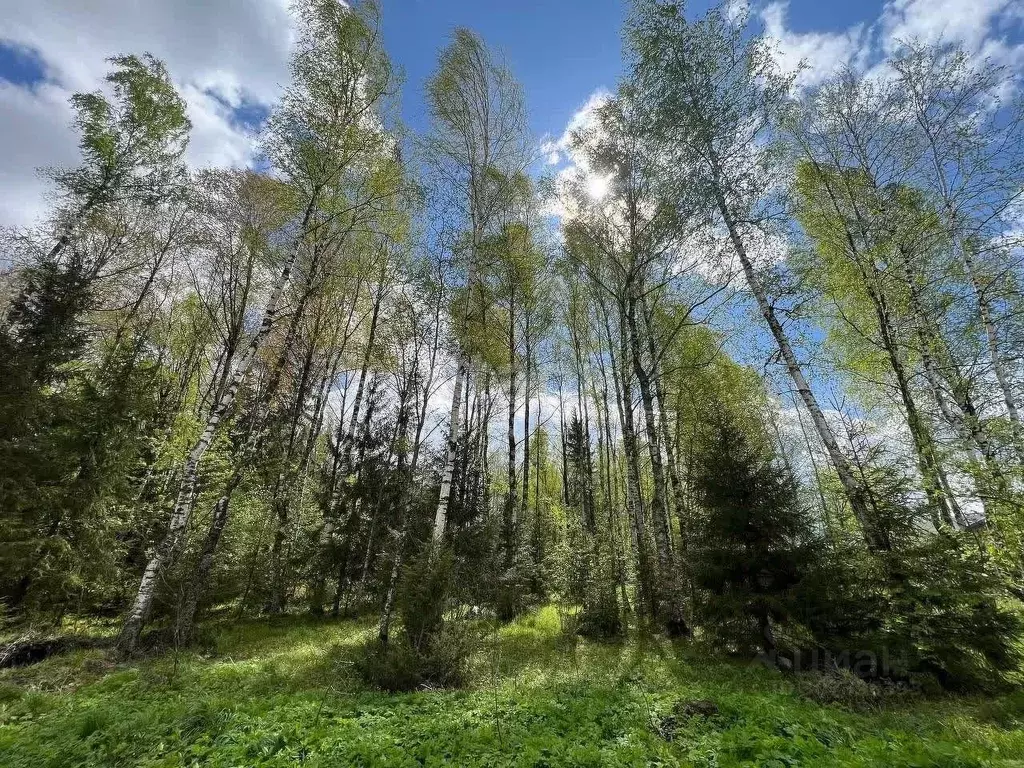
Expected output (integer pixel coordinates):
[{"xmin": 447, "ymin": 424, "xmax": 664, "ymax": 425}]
[{"xmin": 586, "ymin": 172, "xmax": 612, "ymax": 201}]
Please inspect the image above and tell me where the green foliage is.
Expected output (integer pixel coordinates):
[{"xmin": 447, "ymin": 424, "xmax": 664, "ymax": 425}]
[
  {"xmin": 884, "ymin": 539, "xmax": 1023, "ymax": 691},
  {"xmin": 1, "ymin": 610, "xmax": 1023, "ymax": 766},
  {"xmin": 352, "ymin": 545, "xmax": 477, "ymax": 691},
  {"xmin": 576, "ymin": 580, "xmax": 624, "ymax": 640},
  {"xmin": 802, "ymin": 536, "xmax": 1019, "ymax": 696},
  {"xmin": 266, "ymin": 0, "xmax": 394, "ymax": 203},
  {"xmin": 355, "ymin": 621, "xmax": 474, "ymax": 692},
  {"xmin": 493, "ymin": 556, "xmax": 540, "ymax": 622},
  {"xmin": 2, "ymin": 6, "xmax": 1022, "ymax": 763},
  {"xmin": 797, "ymin": 534, "xmax": 1024, "ymax": 691},
  {"xmin": 53, "ymin": 53, "xmax": 190, "ymax": 211},
  {"xmin": 396, "ymin": 548, "xmax": 453, "ymax": 650},
  {"xmin": 0, "ymin": 257, "xmax": 93, "ymax": 612},
  {"xmin": 0, "ymin": 253, "xmax": 179, "ymax": 618},
  {"xmin": 690, "ymin": 405, "xmax": 819, "ymax": 656}
]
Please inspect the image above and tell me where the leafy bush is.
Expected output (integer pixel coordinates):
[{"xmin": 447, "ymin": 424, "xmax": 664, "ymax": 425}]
[
  {"xmin": 577, "ymin": 582, "xmax": 623, "ymax": 639},
  {"xmin": 493, "ymin": 556, "xmax": 538, "ymax": 622},
  {"xmin": 354, "ymin": 622, "xmax": 475, "ymax": 692},
  {"xmin": 355, "ymin": 546, "xmax": 476, "ymax": 691},
  {"xmin": 395, "ymin": 548, "xmax": 452, "ymax": 649},
  {"xmin": 798, "ymin": 534, "xmax": 1023, "ymax": 691},
  {"xmin": 878, "ymin": 538, "xmax": 1023, "ymax": 691}
]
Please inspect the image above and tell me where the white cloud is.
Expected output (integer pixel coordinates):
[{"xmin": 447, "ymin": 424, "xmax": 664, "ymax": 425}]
[
  {"xmin": 0, "ymin": 81, "xmax": 77, "ymax": 227},
  {"xmin": 559, "ymin": 89, "xmax": 611, "ymax": 148},
  {"xmin": 725, "ymin": 0, "xmax": 750, "ymax": 25},
  {"xmin": 760, "ymin": 0, "xmax": 1024, "ymax": 91},
  {"xmin": 538, "ymin": 88, "xmax": 610, "ymax": 170},
  {"xmin": 0, "ymin": 0, "xmax": 294, "ymax": 228},
  {"xmin": 880, "ymin": 0, "xmax": 1017, "ymax": 53},
  {"xmin": 540, "ymin": 89, "xmax": 613, "ymax": 218},
  {"xmin": 0, "ymin": 0, "xmax": 292, "ymax": 100},
  {"xmin": 760, "ymin": 2, "xmax": 866, "ymax": 88},
  {"xmin": 179, "ymin": 85, "xmax": 261, "ymax": 170}
]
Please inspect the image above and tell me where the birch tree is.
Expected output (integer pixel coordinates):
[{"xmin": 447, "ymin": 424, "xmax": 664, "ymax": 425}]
[
  {"xmin": 422, "ymin": 29, "xmax": 530, "ymax": 545},
  {"xmin": 626, "ymin": 0, "xmax": 888, "ymax": 550},
  {"xmin": 891, "ymin": 44, "xmax": 1024, "ymax": 456},
  {"xmin": 118, "ymin": 0, "xmax": 396, "ymax": 653},
  {"xmin": 47, "ymin": 54, "xmax": 190, "ymax": 261}
]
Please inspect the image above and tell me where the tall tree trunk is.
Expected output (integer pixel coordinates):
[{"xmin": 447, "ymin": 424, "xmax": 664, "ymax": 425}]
[
  {"xmin": 480, "ymin": 376, "xmax": 494, "ymax": 522},
  {"xmin": 433, "ymin": 334, "xmax": 472, "ymax": 544},
  {"xmin": 569, "ymin": 317, "xmax": 597, "ymax": 533},
  {"xmin": 557, "ymin": 373, "xmax": 570, "ymax": 508},
  {"xmin": 707, "ymin": 157, "xmax": 885, "ymax": 551},
  {"xmin": 626, "ymin": 295, "xmax": 672, "ymax": 570},
  {"xmin": 859, "ymin": 260, "xmax": 962, "ymax": 527},
  {"xmin": 520, "ymin": 318, "xmax": 532, "ymax": 529},
  {"xmin": 433, "ymin": 152, "xmax": 488, "ymax": 545},
  {"xmin": 907, "ymin": 98, "xmax": 1024, "ymax": 456},
  {"xmin": 332, "ymin": 373, "xmax": 380, "ymax": 617},
  {"xmin": 594, "ymin": 328, "xmax": 630, "ymax": 614},
  {"xmin": 268, "ymin": 324, "xmax": 323, "ymax": 614},
  {"xmin": 639, "ymin": 296, "xmax": 689, "ymax": 554},
  {"xmin": 323, "ymin": 278, "xmax": 385, "ymax": 588},
  {"xmin": 175, "ymin": 472, "xmax": 241, "ymax": 644},
  {"xmin": 505, "ymin": 287, "xmax": 518, "ymax": 567},
  {"xmin": 604, "ymin": 295, "xmax": 656, "ymax": 618},
  {"xmin": 829, "ymin": 185, "xmax": 964, "ymax": 528},
  {"xmin": 963, "ymin": 246, "xmax": 1024, "ymax": 455},
  {"xmin": 118, "ymin": 202, "xmax": 316, "ymax": 655},
  {"xmin": 379, "ymin": 337, "xmax": 437, "ymax": 646}
]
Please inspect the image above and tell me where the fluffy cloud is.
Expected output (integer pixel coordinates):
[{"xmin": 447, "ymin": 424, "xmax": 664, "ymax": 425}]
[
  {"xmin": 0, "ymin": 0, "xmax": 294, "ymax": 228},
  {"xmin": 724, "ymin": 0, "xmax": 750, "ymax": 25},
  {"xmin": 880, "ymin": 0, "xmax": 1019, "ymax": 53},
  {"xmin": 540, "ymin": 88, "xmax": 613, "ymax": 220},
  {"xmin": 760, "ymin": 2, "xmax": 867, "ymax": 88},
  {"xmin": 539, "ymin": 89, "xmax": 611, "ymax": 168},
  {"xmin": 0, "ymin": 0, "xmax": 292, "ymax": 99},
  {"xmin": 0, "ymin": 81, "xmax": 77, "ymax": 229},
  {"xmin": 760, "ymin": 0, "xmax": 1024, "ymax": 90}
]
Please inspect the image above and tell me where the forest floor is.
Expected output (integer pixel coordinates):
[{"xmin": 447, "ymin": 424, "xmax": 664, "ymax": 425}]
[{"xmin": 1, "ymin": 606, "xmax": 1023, "ymax": 767}]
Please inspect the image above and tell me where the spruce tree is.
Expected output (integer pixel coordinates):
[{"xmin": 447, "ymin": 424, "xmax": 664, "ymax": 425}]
[{"xmin": 691, "ymin": 405, "xmax": 817, "ymax": 658}]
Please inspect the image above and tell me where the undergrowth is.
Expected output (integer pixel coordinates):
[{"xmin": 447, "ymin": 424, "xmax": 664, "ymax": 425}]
[{"xmin": 0, "ymin": 607, "xmax": 1022, "ymax": 766}]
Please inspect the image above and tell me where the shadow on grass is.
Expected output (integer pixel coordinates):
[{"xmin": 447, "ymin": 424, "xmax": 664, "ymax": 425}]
[{"xmin": 2, "ymin": 607, "xmax": 1023, "ymax": 768}]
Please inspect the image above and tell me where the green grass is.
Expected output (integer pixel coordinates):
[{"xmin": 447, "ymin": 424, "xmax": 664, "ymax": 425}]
[{"xmin": 1, "ymin": 606, "xmax": 1023, "ymax": 766}]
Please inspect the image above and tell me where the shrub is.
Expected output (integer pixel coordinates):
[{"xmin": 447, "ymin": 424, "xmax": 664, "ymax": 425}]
[
  {"xmin": 577, "ymin": 581, "xmax": 623, "ymax": 639},
  {"xmin": 494, "ymin": 557, "xmax": 538, "ymax": 622},
  {"xmin": 396, "ymin": 548, "xmax": 452, "ymax": 649},
  {"xmin": 797, "ymin": 534, "xmax": 1023, "ymax": 692},
  {"xmin": 354, "ymin": 621, "xmax": 475, "ymax": 692},
  {"xmin": 878, "ymin": 538, "xmax": 1023, "ymax": 691}
]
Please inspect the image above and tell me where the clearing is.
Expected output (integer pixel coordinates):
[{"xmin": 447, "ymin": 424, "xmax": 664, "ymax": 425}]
[{"xmin": 1, "ymin": 607, "xmax": 1023, "ymax": 767}]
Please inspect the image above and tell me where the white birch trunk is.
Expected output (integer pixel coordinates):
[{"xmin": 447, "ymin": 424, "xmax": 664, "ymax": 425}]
[
  {"xmin": 710, "ymin": 176, "xmax": 884, "ymax": 550},
  {"xmin": 432, "ymin": 355, "xmax": 468, "ymax": 544},
  {"xmin": 118, "ymin": 206, "xmax": 313, "ymax": 654},
  {"xmin": 431, "ymin": 225, "xmax": 481, "ymax": 545}
]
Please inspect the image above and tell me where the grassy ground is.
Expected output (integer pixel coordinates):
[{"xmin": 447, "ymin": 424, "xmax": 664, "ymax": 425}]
[{"xmin": 1, "ymin": 606, "xmax": 1023, "ymax": 767}]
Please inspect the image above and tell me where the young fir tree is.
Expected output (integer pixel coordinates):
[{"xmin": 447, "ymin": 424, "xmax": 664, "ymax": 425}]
[
  {"xmin": 691, "ymin": 405, "xmax": 817, "ymax": 658},
  {"xmin": 0, "ymin": 258, "xmax": 94, "ymax": 611}
]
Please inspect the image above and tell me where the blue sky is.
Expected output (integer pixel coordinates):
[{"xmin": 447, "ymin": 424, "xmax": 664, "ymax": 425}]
[
  {"xmin": 381, "ymin": 0, "xmax": 882, "ymax": 139},
  {"xmin": 0, "ymin": 0, "xmax": 1021, "ymax": 228},
  {"xmin": 381, "ymin": 0, "xmax": 626, "ymax": 141}
]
